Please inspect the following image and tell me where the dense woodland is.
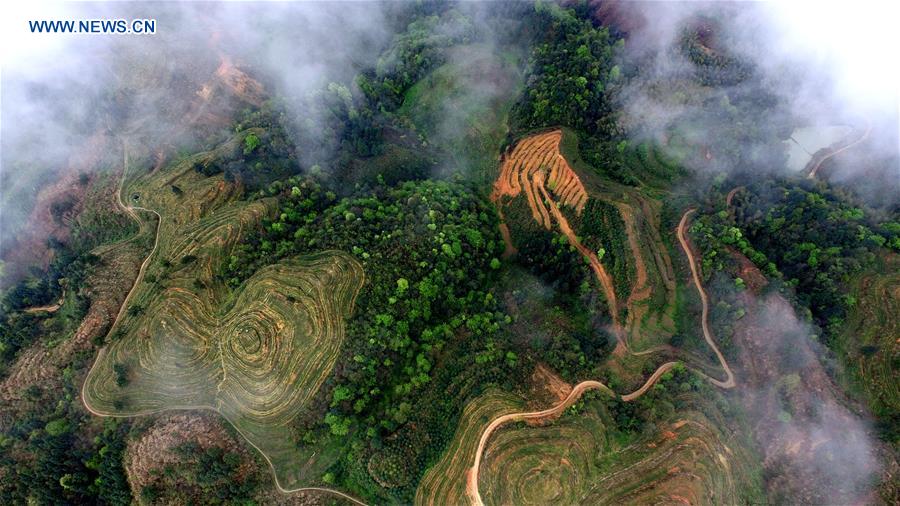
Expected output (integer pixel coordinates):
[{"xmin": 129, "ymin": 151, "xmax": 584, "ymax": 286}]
[
  {"xmin": 730, "ymin": 180, "xmax": 899, "ymax": 338},
  {"xmin": 692, "ymin": 179, "xmax": 899, "ymax": 341}
]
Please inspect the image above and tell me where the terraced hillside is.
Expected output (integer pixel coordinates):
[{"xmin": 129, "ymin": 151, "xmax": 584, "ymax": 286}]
[
  {"xmin": 418, "ymin": 129, "xmax": 745, "ymax": 506},
  {"xmin": 82, "ymin": 135, "xmax": 365, "ymax": 491},
  {"xmin": 477, "ymin": 406, "xmax": 750, "ymax": 505},
  {"xmin": 417, "ymin": 378, "xmax": 760, "ymax": 506},
  {"xmin": 493, "ymin": 129, "xmax": 698, "ymax": 357},
  {"xmin": 490, "ymin": 130, "xmax": 737, "ymax": 381},
  {"xmin": 839, "ymin": 252, "xmax": 900, "ymax": 438},
  {"xmin": 415, "ymin": 390, "xmax": 525, "ymax": 506},
  {"xmin": 493, "ymin": 129, "xmax": 589, "ymax": 228}
]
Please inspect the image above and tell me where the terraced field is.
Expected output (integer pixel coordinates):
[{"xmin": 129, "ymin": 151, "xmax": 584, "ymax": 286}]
[
  {"xmin": 418, "ymin": 385, "xmax": 759, "ymax": 506},
  {"xmin": 479, "ymin": 409, "xmax": 749, "ymax": 505},
  {"xmin": 839, "ymin": 251, "xmax": 900, "ymax": 427},
  {"xmin": 415, "ymin": 390, "xmax": 525, "ymax": 506},
  {"xmin": 82, "ymin": 136, "xmax": 365, "ymax": 491},
  {"xmin": 563, "ymin": 137, "xmax": 681, "ymax": 354},
  {"xmin": 616, "ymin": 194, "xmax": 678, "ymax": 352},
  {"xmin": 493, "ymin": 129, "xmax": 589, "ymax": 228},
  {"xmin": 444, "ymin": 129, "xmax": 742, "ymax": 505}
]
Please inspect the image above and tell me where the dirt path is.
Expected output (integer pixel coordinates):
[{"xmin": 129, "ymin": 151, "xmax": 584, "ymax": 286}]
[
  {"xmin": 496, "ymin": 207, "xmax": 517, "ymax": 258},
  {"xmin": 23, "ymin": 288, "xmax": 65, "ymax": 314},
  {"xmin": 725, "ymin": 186, "xmax": 744, "ymax": 208},
  {"xmin": 805, "ymin": 123, "xmax": 871, "ymax": 179},
  {"xmin": 80, "ymin": 139, "xmax": 369, "ymax": 506},
  {"xmin": 492, "ymin": 129, "xmax": 625, "ymax": 354},
  {"xmin": 676, "ymin": 209, "xmax": 735, "ymax": 389},
  {"xmin": 466, "ymin": 208, "xmax": 736, "ymax": 505}
]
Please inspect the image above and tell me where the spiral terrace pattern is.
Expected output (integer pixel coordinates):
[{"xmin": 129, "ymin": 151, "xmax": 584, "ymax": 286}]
[
  {"xmin": 82, "ymin": 145, "xmax": 364, "ymax": 491},
  {"xmin": 478, "ymin": 412, "xmax": 741, "ymax": 505},
  {"xmin": 84, "ymin": 253, "xmax": 363, "ymax": 485}
]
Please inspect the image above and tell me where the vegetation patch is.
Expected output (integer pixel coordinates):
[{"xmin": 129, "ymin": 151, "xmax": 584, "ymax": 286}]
[{"xmin": 838, "ymin": 252, "xmax": 900, "ymax": 443}]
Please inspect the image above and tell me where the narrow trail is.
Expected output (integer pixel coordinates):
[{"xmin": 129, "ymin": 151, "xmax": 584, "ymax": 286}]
[
  {"xmin": 496, "ymin": 208, "xmax": 518, "ymax": 258},
  {"xmin": 805, "ymin": 122, "xmax": 871, "ymax": 179},
  {"xmin": 81, "ymin": 137, "xmax": 163, "ymax": 420},
  {"xmin": 23, "ymin": 288, "xmax": 65, "ymax": 314},
  {"xmin": 676, "ymin": 209, "xmax": 735, "ymax": 389},
  {"xmin": 725, "ymin": 186, "xmax": 744, "ymax": 208},
  {"xmin": 80, "ymin": 139, "xmax": 370, "ymax": 506},
  {"xmin": 466, "ymin": 208, "xmax": 736, "ymax": 506}
]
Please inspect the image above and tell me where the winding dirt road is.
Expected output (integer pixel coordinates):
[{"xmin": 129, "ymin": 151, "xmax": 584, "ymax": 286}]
[
  {"xmin": 676, "ymin": 209, "xmax": 735, "ymax": 389},
  {"xmin": 466, "ymin": 208, "xmax": 736, "ymax": 505},
  {"xmin": 805, "ymin": 123, "xmax": 871, "ymax": 179}
]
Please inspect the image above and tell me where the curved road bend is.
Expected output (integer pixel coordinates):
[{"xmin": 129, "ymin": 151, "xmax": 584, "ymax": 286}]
[
  {"xmin": 806, "ymin": 123, "xmax": 871, "ymax": 179},
  {"xmin": 467, "ymin": 208, "xmax": 736, "ymax": 505}
]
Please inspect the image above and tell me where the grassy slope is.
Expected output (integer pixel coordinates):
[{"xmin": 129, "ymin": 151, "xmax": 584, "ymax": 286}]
[{"xmin": 397, "ymin": 43, "xmax": 523, "ymax": 187}]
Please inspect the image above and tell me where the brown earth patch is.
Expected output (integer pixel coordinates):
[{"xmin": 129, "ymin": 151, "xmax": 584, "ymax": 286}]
[
  {"xmin": 125, "ymin": 412, "xmax": 267, "ymax": 503},
  {"xmin": 531, "ymin": 363, "xmax": 573, "ymax": 404},
  {"xmin": 729, "ymin": 264, "xmax": 886, "ymax": 503},
  {"xmin": 1, "ymin": 132, "xmax": 112, "ymax": 284},
  {"xmin": 727, "ymin": 246, "xmax": 768, "ymax": 293},
  {"xmin": 126, "ymin": 413, "xmax": 241, "ymax": 491},
  {"xmin": 0, "ymin": 239, "xmax": 143, "ymax": 419}
]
